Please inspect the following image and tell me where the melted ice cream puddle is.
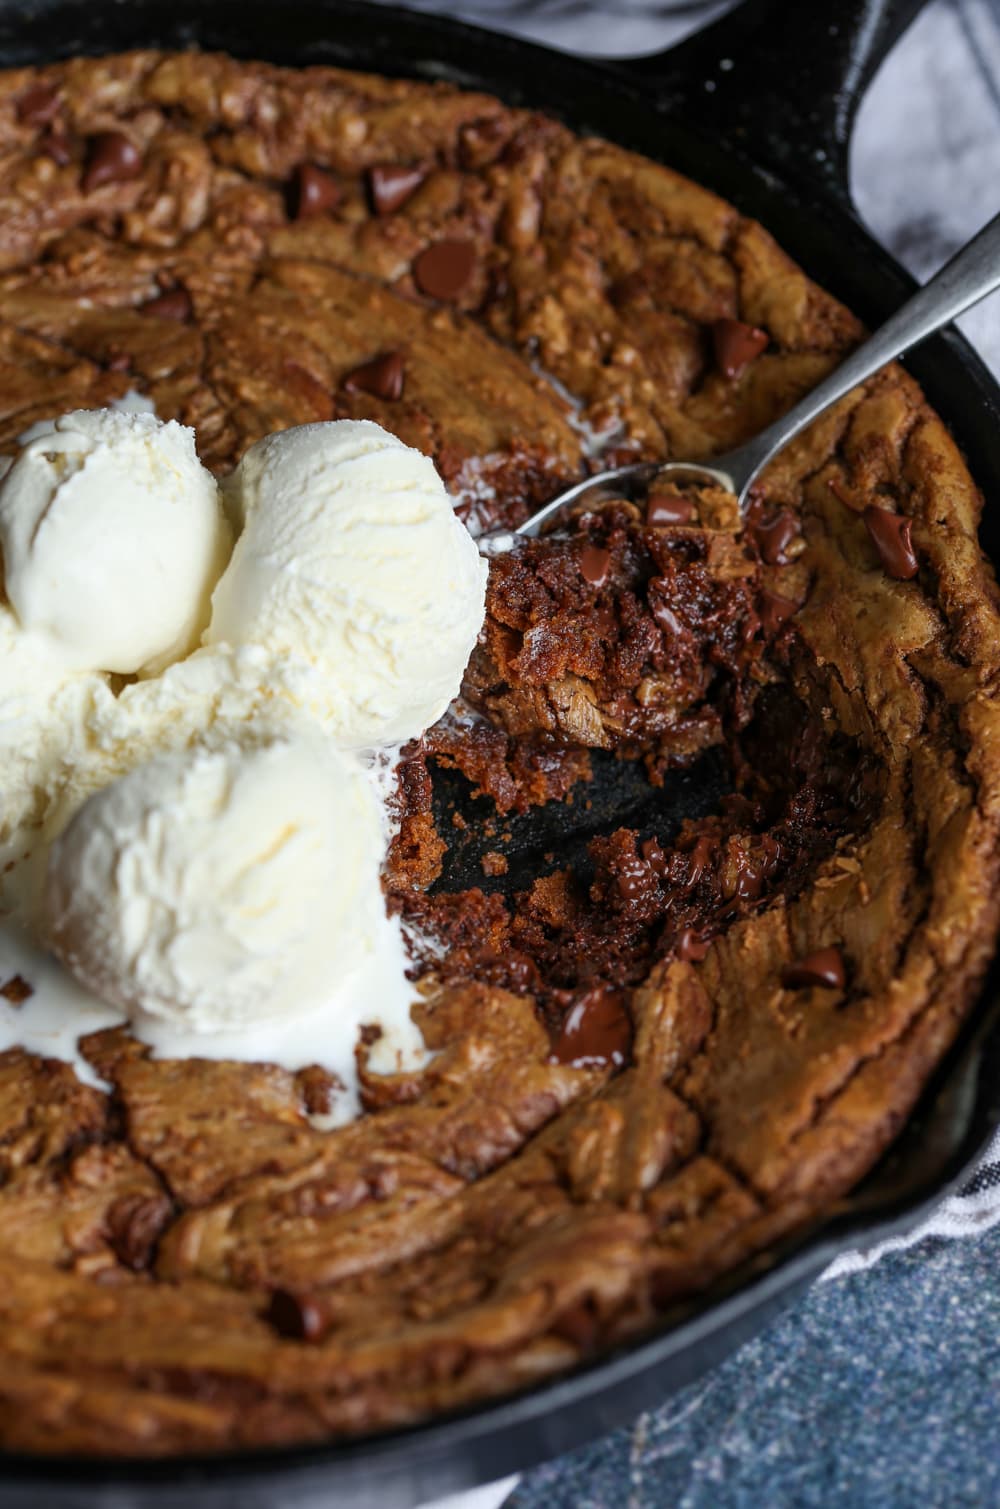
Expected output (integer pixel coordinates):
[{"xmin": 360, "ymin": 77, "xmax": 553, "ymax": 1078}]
[{"xmin": 0, "ymin": 906, "xmax": 427, "ymax": 1123}]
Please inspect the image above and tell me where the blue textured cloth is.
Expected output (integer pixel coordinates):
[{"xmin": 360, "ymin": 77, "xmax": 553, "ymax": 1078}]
[{"xmin": 508, "ymin": 1226, "xmax": 1000, "ymax": 1508}]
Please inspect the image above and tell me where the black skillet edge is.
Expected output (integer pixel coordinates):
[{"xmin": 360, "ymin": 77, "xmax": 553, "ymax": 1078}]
[{"xmin": 617, "ymin": 0, "xmax": 927, "ymax": 208}]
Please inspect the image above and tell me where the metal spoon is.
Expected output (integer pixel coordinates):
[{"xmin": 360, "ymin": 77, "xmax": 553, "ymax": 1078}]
[{"xmin": 481, "ymin": 208, "xmax": 1000, "ymax": 553}]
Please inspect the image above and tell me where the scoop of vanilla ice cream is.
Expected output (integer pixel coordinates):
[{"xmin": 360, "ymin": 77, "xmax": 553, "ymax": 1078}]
[
  {"xmin": 40, "ymin": 734, "xmax": 386, "ymax": 1032},
  {"xmin": 0, "ymin": 607, "xmax": 118, "ymax": 862},
  {"xmin": 206, "ymin": 420, "xmax": 487, "ymax": 747},
  {"xmin": 0, "ymin": 409, "xmax": 231, "ymax": 675}
]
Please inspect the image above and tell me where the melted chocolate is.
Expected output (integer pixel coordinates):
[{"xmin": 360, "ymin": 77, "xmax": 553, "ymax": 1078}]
[
  {"xmin": 863, "ymin": 505, "xmax": 918, "ymax": 580},
  {"xmin": 548, "ymin": 987, "xmax": 632, "ymax": 1068},
  {"xmin": 781, "ymin": 947, "xmax": 846, "ymax": 990},
  {"xmin": 82, "ymin": 131, "xmax": 142, "ymax": 193},
  {"xmin": 753, "ymin": 509, "xmax": 801, "ymax": 566},
  {"xmin": 712, "ymin": 318, "xmax": 769, "ymax": 380},
  {"xmin": 368, "ymin": 163, "xmax": 425, "ymax": 215},
  {"xmin": 293, "ymin": 163, "xmax": 341, "ymax": 220}
]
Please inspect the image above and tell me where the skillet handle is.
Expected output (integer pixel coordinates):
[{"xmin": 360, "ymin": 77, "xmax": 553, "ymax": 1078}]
[{"xmin": 617, "ymin": 0, "xmax": 929, "ymax": 209}]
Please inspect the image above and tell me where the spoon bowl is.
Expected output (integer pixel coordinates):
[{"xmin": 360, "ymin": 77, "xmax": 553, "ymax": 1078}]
[{"xmin": 479, "ymin": 206, "xmax": 1000, "ymax": 553}]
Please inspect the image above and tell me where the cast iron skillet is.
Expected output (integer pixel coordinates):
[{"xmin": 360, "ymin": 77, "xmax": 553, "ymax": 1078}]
[{"xmin": 1, "ymin": 0, "xmax": 998, "ymax": 1504}]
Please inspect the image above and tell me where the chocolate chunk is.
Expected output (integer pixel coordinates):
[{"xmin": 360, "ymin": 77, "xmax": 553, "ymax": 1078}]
[
  {"xmin": 0, "ymin": 974, "xmax": 33, "ymax": 1005},
  {"xmin": 753, "ymin": 508, "xmax": 801, "ymax": 566},
  {"xmin": 759, "ymin": 589, "xmax": 798, "ymax": 637},
  {"xmin": 343, "ymin": 350, "xmax": 405, "ymax": 402},
  {"xmin": 781, "ymin": 947, "xmax": 846, "ymax": 990},
  {"xmin": 548, "ymin": 987, "xmax": 631, "ymax": 1069},
  {"xmin": 683, "ymin": 835, "xmax": 715, "ymax": 890},
  {"xmin": 641, "ymin": 836, "xmax": 667, "ymax": 875},
  {"xmin": 579, "ymin": 543, "xmax": 611, "ymax": 587},
  {"xmin": 106, "ymin": 1192, "xmax": 172, "ymax": 1271},
  {"xmin": 17, "ymin": 81, "xmax": 60, "ymax": 127},
  {"xmin": 413, "ymin": 239, "xmax": 476, "ymax": 302},
  {"xmin": 712, "ymin": 317, "xmax": 769, "ymax": 380},
  {"xmin": 740, "ymin": 604, "xmax": 762, "ymax": 645},
  {"xmin": 675, "ymin": 928, "xmax": 709, "ymax": 962},
  {"xmin": 647, "ymin": 491, "xmax": 694, "ymax": 527},
  {"xmin": 733, "ymin": 857, "xmax": 763, "ymax": 902},
  {"xmin": 293, "ymin": 162, "xmax": 341, "ymax": 220},
  {"xmin": 863, "ymin": 505, "xmax": 918, "ymax": 580},
  {"xmin": 82, "ymin": 132, "xmax": 142, "ymax": 193},
  {"xmin": 266, "ymin": 1288, "xmax": 326, "ymax": 1342},
  {"xmin": 368, "ymin": 163, "xmax": 424, "ymax": 215},
  {"xmin": 142, "ymin": 287, "xmax": 192, "ymax": 322},
  {"xmin": 616, "ymin": 857, "xmax": 651, "ymax": 902},
  {"xmin": 40, "ymin": 130, "xmax": 72, "ymax": 166},
  {"xmin": 650, "ymin": 596, "xmax": 685, "ymax": 637}
]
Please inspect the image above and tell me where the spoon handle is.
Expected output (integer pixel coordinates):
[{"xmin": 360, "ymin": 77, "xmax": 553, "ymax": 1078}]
[{"xmin": 731, "ymin": 208, "xmax": 1000, "ymax": 499}]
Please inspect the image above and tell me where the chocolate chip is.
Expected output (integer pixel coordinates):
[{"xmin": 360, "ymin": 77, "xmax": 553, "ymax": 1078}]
[
  {"xmin": 579, "ymin": 543, "xmax": 611, "ymax": 587},
  {"xmin": 413, "ymin": 239, "xmax": 476, "ymax": 302},
  {"xmin": 82, "ymin": 131, "xmax": 142, "ymax": 193},
  {"xmin": 675, "ymin": 928, "xmax": 709, "ymax": 962},
  {"xmin": 863, "ymin": 505, "xmax": 918, "ymax": 580},
  {"xmin": 753, "ymin": 508, "xmax": 801, "ymax": 566},
  {"xmin": 759, "ymin": 589, "xmax": 798, "ymax": 637},
  {"xmin": 712, "ymin": 317, "xmax": 769, "ymax": 380},
  {"xmin": 266, "ymin": 1289, "xmax": 326, "ymax": 1342},
  {"xmin": 734, "ymin": 858, "xmax": 763, "ymax": 902},
  {"xmin": 781, "ymin": 947, "xmax": 846, "ymax": 990},
  {"xmin": 343, "ymin": 350, "xmax": 405, "ymax": 402},
  {"xmin": 293, "ymin": 162, "xmax": 341, "ymax": 220},
  {"xmin": 641, "ymin": 836, "xmax": 667, "ymax": 875},
  {"xmin": 368, "ymin": 163, "xmax": 425, "ymax": 215},
  {"xmin": 548, "ymin": 987, "xmax": 631, "ymax": 1069},
  {"xmin": 740, "ymin": 605, "xmax": 762, "ymax": 645},
  {"xmin": 42, "ymin": 130, "xmax": 72, "ymax": 166},
  {"xmin": 17, "ymin": 81, "xmax": 60, "ymax": 127},
  {"xmin": 651, "ymin": 597, "xmax": 685, "ymax": 637},
  {"xmin": 0, "ymin": 974, "xmax": 33, "ymax": 1005},
  {"xmin": 617, "ymin": 857, "xmax": 651, "ymax": 902},
  {"xmin": 141, "ymin": 287, "xmax": 192, "ymax": 322},
  {"xmin": 683, "ymin": 835, "xmax": 715, "ymax": 890},
  {"xmin": 647, "ymin": 491, "xmax": 694, "ymax": 527}
]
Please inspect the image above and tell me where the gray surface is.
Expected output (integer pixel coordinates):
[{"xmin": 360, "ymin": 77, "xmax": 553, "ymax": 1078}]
[{"xmin": 508, "ymin": 1224, "xmax": 1000, "ymax": 1508}]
